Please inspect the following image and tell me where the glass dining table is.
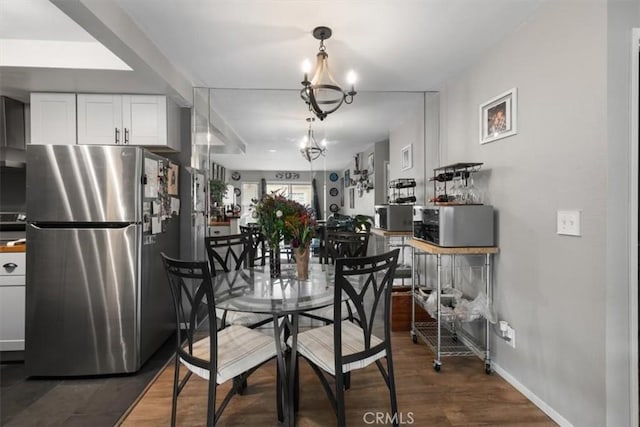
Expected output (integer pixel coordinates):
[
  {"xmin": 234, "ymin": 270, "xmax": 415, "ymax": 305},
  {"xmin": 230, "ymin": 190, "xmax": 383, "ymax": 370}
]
[{"xmin": 213, "ymin": 263, "xmax": 337, "ymax": 427}]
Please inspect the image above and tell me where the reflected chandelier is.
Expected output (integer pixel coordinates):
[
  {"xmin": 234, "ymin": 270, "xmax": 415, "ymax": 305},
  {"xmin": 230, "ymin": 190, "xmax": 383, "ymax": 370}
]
[
  {"xmin": 300, "ymin": 117, "xmax": 326, "ymax": 162},
  {"xmin": 300, "ymin": 26, "xmax": 357, "ymax": 121}
]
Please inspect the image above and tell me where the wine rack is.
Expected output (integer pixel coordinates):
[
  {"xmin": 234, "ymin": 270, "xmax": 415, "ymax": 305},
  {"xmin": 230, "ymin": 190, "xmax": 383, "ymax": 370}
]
[
  {"xmin": 388, "ymin": 178, "xmax": 416, "ymax": 204},
  {"xmin": 430, "ymin": 162, "xmax": 483, "ymax": 204}
]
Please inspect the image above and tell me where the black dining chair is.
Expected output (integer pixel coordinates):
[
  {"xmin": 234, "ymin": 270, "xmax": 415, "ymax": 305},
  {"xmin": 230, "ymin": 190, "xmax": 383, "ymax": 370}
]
[
  {"xmin": 290, "ymin": 249, "xmax": 400, "ymax": 427},
  {"xmin": 205, "ymin": 233, "xmax": 272, "ymax": 329},
  {"xmin": 239, "ymin": 224, "xmax": 266, "ymax": 266},
  {"xmin": 161, "ymin": 253, "xmax": 277, "ymax": 427}
]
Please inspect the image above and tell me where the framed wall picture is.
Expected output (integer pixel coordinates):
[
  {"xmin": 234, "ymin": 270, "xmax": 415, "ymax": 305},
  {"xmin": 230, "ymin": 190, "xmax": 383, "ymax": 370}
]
[
  {"xmin": 401, "ymin": 144, "xmax": 412, "ymax": 171},
  {"xmin": 344, "ymin": 169, "xmax": 350, "ymax": 187},
  {"xmin": 349, "ymin": 188, "xmax": 355, "ymax": 209},
  {"xmin": 480, "ymin": 88, "xmax": 517, "ymax": 144},
  {"xmin": 167, "ymin": 162, "xmax": 179, "ymax": 196},
  {"xmin": 367, "ymin": 153, "xmax": 374, "ymax": 175}
]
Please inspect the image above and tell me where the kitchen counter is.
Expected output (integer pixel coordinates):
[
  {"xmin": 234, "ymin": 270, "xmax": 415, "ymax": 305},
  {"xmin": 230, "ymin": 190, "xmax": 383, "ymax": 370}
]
[
  {"xmin": 210, "ymin": 221, "xmax": 231, "ymax": 226},
  {"xmin": 0, "ymin": 244, "xmax": 26, "ymax": 253}
]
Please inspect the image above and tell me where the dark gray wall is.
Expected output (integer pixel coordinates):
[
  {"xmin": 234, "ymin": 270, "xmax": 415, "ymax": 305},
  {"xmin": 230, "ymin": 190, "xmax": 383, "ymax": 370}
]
[{"xmin": 0, "ymin": 167, "xmax": 26, "ymax": 212}]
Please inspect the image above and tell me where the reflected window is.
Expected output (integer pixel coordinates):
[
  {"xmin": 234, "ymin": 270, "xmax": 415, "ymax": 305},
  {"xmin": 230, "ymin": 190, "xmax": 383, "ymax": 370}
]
[{"xmin": 266, "ymin": 183, "xmax": 312, "ymax": 206}]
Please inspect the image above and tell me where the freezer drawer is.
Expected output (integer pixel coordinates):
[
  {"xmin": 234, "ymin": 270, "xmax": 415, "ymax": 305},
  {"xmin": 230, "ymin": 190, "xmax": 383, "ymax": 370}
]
[{"xmin": 25, "ymin": 223, "xmax": 141, "ymax": 376}]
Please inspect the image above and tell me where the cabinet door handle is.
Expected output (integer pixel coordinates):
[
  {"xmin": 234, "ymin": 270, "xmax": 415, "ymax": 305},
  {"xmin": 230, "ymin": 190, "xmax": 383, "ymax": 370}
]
[
  {"xmin": 115, "ymin": 128, "xmax": 120, "ymax": 144},
  {"xmin": 124, "ymin": 128, "xmax": 129, "ymax": 145},
  {"xmin": 3, "ymin": 263, "xmax": 17, "ymax": 269},
  {"xmin": 213, "ymin": 230, "xmax": 220, "ymax": 234}
]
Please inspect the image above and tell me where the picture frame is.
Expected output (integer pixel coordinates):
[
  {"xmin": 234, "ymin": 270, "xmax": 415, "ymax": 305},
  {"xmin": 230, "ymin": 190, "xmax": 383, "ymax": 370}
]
[
  {"xmin": 344, "ymin": 169, "xmax": 350, "ymax": 188},
  {"xmin": 367, "ymin": 153, "xmax": 374, "ymax": 175},
  {"xmin": 401, "ymin": 144, "xmax": 412, "ymax": 171},
  {"xmin": 349, "ymin": 188, "xmax": 355, "ymax": 209},
  {"xmin": 480, "ymin": 88, "xmax": 517, "ymax": 144}
]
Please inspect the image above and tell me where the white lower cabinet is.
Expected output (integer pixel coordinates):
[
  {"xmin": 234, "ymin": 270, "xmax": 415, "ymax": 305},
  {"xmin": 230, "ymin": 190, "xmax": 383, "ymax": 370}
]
[
  {"xmin": 0, "ymin": 252, "xmax": 25, "ymax": 352},
  {"xmin": 208, "ymin": 225, "xmax": 231, "ymax": 237}
]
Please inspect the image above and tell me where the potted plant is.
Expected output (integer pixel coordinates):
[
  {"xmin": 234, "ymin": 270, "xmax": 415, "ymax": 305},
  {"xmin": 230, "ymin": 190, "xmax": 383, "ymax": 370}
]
[{"xmin": 210, "ymin": 179, "xmax": 227, "ymax": 206}]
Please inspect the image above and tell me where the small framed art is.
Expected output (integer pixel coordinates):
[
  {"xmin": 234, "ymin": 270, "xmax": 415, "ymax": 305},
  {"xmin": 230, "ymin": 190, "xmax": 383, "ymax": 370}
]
[{"xmin": 480, "ymin": 88, "xmax": 517, "ymax": 144}]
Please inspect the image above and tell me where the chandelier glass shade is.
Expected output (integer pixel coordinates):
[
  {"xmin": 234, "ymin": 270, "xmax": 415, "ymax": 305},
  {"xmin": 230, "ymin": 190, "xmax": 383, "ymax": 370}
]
[
  {"xmin": 300, "ymin": 26, "xmax": 356, "ymax": 121},
  {"xmin": 300, "ymin": 117, "xmax": 326, "ymax": 162}
]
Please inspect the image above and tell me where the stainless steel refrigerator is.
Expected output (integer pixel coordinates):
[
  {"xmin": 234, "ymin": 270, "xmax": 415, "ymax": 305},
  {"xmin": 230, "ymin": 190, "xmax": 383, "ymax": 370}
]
[{"xmin": 25, "ymin": 145, "xmax": 179, "ymax": 376}]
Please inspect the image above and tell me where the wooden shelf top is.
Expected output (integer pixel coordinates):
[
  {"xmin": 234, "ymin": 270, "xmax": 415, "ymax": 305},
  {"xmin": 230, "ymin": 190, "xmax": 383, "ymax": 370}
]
[
  {"xmin": 370, "ymin": 228, "xmax": 413, "ymax": 238},
  {"xmin": 0, "ymin": 244, "xmax": 26, "ymax": 253},
  {"xmin": 408, "ymin": 238, "xmax": 498, "ymax": 254},
  {"xmin": 210, "ymin": 221, "xmax": 231, "ymax": 226}
]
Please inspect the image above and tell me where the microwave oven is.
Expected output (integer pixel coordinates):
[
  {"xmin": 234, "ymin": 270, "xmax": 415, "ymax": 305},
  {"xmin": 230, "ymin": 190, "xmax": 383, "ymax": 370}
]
[
  {"xmin": 374, "ymin": 205, "xmax": 413, "ymax": 231},
  {"xmin": 413, "ymin": 205, "xmax": 494, "ymax": 247}
]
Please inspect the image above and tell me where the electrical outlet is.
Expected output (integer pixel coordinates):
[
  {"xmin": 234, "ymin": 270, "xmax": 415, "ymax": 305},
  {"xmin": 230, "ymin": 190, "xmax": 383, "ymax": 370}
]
[
  {"xmin": 506, "ymin": 326, "xmax": 516, "ymax": 348},
  {"xmin": 557, "ymin": 210, "xmax": 581, "ymax": 236}
]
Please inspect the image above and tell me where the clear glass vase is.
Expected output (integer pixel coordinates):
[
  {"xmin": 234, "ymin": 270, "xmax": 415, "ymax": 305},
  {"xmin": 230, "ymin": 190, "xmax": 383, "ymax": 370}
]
[
  {"xmin": 294, "ymin": 245, "xmax": 310, "ymax": 281},
  {"xmin": 269, "ymin": 245, "xmax": 281, "ymax": 279}
]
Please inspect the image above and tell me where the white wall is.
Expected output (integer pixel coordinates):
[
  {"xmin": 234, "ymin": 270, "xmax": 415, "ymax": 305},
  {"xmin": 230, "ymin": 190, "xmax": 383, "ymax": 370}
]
[
  {"xmin": 436, "ymin": 3, "xmax": 607, "ymax": 425},
  {"xmin": 606, "ymin": 1, "xmax": 640, "ymax": 425}
]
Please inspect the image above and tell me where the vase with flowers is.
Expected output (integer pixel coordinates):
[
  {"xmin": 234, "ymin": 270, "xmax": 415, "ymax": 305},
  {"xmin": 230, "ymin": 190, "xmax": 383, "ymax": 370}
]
[
  {"xmin": 254, "ymin": 192, "xmax": 316, "ymax": 279},
  {"xmin": 284, "ymin": 204, "xmax": 316, "ymax": 280}
]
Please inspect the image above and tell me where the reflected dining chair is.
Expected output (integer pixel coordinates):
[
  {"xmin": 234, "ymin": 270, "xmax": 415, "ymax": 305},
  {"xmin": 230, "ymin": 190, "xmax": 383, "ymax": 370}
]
[
  {"xmin": 205, "ymin": 233, "xmax": 271, "ymax": 329},
  {"xmin": 291, "ymin": 249, "xmax": 400, "ymax": 427},
  {"xmin": 161, "ymin": 253, "xmax": 277, "ymax": 426},
  {"xmin": 303, "ymin": 230, "xmax": 370, "ymax": 325},
  {"xmin": 239, "ymin": 224, "xmax": 266, "ymax": 266},
  {"xmin": 325, "ymin": 230, "xmax": 370, "ymax": 264}
]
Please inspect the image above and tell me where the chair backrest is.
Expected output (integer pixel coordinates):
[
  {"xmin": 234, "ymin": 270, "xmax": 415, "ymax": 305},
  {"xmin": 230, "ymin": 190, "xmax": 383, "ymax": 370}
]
[
  {"xmin": 333, "ymin": 249, "xmax": 399, "ymax": 368},
  {"xmin": 239, "ymin": 224, "xmax": 266, "ymax": 266},
  {"xmin": 205, "ymin": 233, "xmax": 252, "ymax": 275},
  {"xmin": 326, "ymin": 230, "xmax": 370, "ymax": 263},
  {"xmin": 161, "ymin": 253, "xmax": 217, "ymax": 371}
]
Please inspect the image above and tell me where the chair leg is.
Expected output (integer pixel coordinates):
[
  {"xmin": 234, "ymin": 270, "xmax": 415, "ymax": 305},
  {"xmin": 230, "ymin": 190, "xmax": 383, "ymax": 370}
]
[
  {"xmin": 343, "ymin": 372, "xmax": 351, "ymax": 390},
  {"xmin": 207, "ymin": 379, "xmax": 216, "ymax": 427},
  {"xmin": 276, "ymin": 361, "xmax": 284, "ymax": 422},
  {"xmin": 335, "ymin": 369, "xmax": 346, "ymax": 427},
  {"xmin": 294, "ymin": 354, "xmax": 300, "ymax": 412},
  {"xmin": 171, "ymin": 357, "xmax": 180, "ymax": 427},
  {"xmin": 233, "ymin": 376, "xmax": 248, "ymax": 395},
  {"xmin": 387, "ymin": 356, "xmax": 399, "ymax": 427}
]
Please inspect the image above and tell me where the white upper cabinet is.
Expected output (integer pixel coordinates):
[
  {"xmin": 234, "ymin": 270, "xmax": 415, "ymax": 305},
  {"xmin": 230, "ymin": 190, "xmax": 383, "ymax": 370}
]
[
  {"xmin": 77, "ymin": 94, "xmax": 179, "ymax": 151},
  {"xmin": 30, "ymin": 93, "xmax": 77, "ymax": 145},
  {"xmin": 122, "ymin": 95, "xmax": 167, "ymax": 147},
  {"xmin": 77, "ymin": 94, "xmax": 123, "ymax": 145}
]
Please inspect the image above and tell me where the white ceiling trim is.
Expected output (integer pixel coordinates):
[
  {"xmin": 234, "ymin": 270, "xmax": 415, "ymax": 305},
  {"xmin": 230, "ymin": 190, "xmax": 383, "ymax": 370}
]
[{"xmin": 0, "ymin": 39, "xmax": 132, "ymax": 70}]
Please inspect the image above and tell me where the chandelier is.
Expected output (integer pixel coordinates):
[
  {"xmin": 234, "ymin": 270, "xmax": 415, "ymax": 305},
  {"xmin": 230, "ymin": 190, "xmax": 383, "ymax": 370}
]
[
  {"xmin": 300, "ymin": 117, "xmax": 326, "ymax": 162},
  {"xmin": 300, "ymin": 26, "xmax": 357, "ymax": 121}
]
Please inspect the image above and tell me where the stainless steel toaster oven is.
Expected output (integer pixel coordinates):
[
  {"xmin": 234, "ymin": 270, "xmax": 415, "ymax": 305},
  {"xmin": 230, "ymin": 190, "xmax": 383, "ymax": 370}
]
[
  {"xmin": 374, "ymin": 204, "xmax": 413, "ymax": 231},
  {"xmin": 413, "ymin": 205, "xmax": 494, "ymax": 247}
]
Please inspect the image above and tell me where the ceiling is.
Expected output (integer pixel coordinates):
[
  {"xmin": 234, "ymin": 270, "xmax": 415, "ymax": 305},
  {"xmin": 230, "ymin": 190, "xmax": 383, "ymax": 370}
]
[{"xmin": 0, "ymin": 0, "xmax": 545, "ymax": 171}]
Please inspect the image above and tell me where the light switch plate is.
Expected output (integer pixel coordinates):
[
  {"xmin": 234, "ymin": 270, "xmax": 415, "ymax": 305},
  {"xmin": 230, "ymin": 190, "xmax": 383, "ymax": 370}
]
[{"xmin": 557, "ymin": 210, "xmax": 581, "ymax": 236}]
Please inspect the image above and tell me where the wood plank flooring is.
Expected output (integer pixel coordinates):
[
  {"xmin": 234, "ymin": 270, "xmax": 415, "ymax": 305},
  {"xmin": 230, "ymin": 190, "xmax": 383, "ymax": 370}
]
[{"xmin": 121, "ymin": 333, "xmax": 556, "ymax": 426}]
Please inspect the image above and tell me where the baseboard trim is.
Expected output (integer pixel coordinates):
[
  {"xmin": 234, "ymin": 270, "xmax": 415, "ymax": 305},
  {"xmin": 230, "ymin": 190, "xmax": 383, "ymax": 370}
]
[{"xmin": 492, "ymin": 362, "xmax": 573, "ymax": 427}]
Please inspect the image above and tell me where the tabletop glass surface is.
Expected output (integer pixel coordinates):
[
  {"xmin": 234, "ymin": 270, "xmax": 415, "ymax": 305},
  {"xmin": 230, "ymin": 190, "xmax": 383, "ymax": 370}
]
[{"xmin": 213, "ymin": 264, "xmax": 338, "ymax": 315}]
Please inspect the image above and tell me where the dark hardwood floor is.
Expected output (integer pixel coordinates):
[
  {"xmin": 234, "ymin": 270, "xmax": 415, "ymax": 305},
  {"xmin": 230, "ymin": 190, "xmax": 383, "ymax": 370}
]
[{"xmin": 122, "ymin": 332, "xmax": 556, "ymax": 426}]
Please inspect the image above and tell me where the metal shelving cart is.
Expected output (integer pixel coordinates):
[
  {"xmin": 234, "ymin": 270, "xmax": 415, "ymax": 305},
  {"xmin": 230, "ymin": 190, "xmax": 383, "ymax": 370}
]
[
  {"xmin": 409, "ymin": 238, "xmax": 499, "ymax": 373},
  {"xmin": 370, "ymin": 228, "xmax": 413, "ymax": 286}
]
